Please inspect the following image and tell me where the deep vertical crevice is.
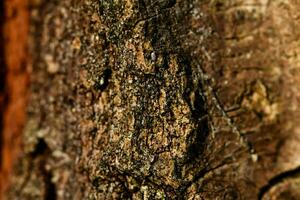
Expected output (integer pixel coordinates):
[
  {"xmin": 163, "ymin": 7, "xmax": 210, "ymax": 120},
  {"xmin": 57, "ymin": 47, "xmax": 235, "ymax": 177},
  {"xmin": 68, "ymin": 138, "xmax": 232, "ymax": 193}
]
[
  {"xmin": 30, "ymin": 139, "xmax": 57, "ymax": 200},
  {"xmin": 43, "ymin": 169, "xmax": 57, "ymax": 200}
]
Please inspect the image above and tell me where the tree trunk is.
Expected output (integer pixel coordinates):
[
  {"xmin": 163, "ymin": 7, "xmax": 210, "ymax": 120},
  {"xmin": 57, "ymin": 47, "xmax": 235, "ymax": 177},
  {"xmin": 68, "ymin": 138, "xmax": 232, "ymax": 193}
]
[
  {"xmin": 0, "ymin": 0, "xmax": 29, "ymax": 198},
  {"xmin": 2, "ymin": 0, "xmax": 300, "ymax": 199}
]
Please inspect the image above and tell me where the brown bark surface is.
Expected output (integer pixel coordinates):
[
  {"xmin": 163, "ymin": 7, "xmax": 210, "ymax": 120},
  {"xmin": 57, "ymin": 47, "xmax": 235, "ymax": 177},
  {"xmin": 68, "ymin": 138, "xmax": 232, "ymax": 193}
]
[
  {"xmin": 2, "ymin": 0, "xmax": 300, "ymax": 199},
  {"xmin": 0, "ymin": 0, "xmax": 29, "ymax": 199}
]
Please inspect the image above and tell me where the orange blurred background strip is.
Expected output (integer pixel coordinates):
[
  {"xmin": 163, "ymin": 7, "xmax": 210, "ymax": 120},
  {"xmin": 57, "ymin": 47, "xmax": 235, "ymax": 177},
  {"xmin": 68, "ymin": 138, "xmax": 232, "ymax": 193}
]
[{"xmin": 0, "ymin": 0, "xmax": 29, "ymax": 199}]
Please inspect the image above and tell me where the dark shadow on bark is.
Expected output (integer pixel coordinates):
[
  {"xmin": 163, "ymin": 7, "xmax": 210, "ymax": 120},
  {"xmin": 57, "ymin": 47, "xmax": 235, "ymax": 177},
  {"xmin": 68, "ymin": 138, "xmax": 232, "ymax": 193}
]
[
  {"xmin": 258, "ymin": 166, "xmax": 300, "ymax": 200},
  {"xmin": 30, "ymin": 139, "xmax": 57, "ymax": 200}
]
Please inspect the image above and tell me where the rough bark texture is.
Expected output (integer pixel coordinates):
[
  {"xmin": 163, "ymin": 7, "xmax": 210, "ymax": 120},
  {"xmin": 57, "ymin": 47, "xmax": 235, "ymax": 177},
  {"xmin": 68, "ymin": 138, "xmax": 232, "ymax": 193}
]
[{"xmin": 4, "ymin": 0, "xmax": 300, "ymax": 199}]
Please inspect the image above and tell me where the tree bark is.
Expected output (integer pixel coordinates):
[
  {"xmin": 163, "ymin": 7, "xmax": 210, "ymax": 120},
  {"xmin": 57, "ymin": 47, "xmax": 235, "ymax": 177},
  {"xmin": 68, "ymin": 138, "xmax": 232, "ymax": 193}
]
[
  {"xmin": 3, "ymin": 0, "xmax": 300, "ymax": 199},
  {"xmin": 0, "ymin": 0, "xmax": 29, "ymax": 199}
]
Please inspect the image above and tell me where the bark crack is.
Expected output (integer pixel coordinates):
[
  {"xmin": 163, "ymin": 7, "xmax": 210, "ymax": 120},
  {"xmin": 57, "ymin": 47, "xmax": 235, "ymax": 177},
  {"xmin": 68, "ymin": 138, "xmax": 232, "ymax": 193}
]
[
  {"xmin": 258, "ymin": 166, "xmax": 300, "ymax": 200},
  {"xmin": 18, "ymin": 139, "xmax": 57, "ymax": 200}
]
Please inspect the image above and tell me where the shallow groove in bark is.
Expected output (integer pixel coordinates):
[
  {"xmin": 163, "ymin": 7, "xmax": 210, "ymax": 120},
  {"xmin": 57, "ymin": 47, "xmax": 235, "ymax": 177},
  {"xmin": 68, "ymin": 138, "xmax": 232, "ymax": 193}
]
[
  {"xmin": 258, "ymin": 166, "xmax": 300, "ymax": 200},
  {"xmin": 33, "ymin": 139, "xmax": 57, "ymax": 200}
]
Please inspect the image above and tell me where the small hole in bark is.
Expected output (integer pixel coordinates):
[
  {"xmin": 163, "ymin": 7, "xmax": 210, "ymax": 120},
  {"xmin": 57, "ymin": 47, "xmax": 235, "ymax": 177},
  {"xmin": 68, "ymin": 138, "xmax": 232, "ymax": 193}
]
[
  {"xmin": 94, "ymin": 68, "xmax": 112, "ymax": 91},
  {"xmin": 30, "ymin": 138, "xmax": 49, "ymax": 158}
]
